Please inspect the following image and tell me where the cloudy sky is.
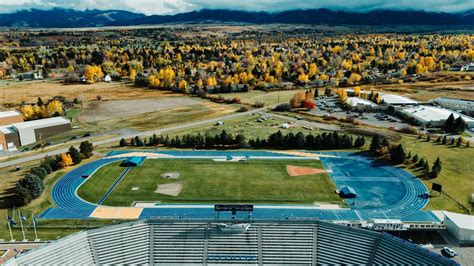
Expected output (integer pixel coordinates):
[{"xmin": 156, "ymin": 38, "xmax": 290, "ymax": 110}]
[{"xmin": 0, "ymin": 0, "xmax": 472, "ymax": 15}]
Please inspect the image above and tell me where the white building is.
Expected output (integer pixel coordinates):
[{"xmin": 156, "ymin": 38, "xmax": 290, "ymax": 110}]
[
  {"xmin": 347, "ymin": 97, "xmax": 378, "ymax": 111},
  {"xmin": 380, "ymin": 94, "xmax": 419, "ymax": 105},
  {"xmin": 430, "ymin": 97, "xmax": 474, "ymax": 114},
  {"xmin": 13, "ymin": 116, "xmax": 71, "ymax": 146},
  {"xmin": 442, "ymin": 211, "xmax": 474, "ymax": 245},
  {"xmin": 399, "ymin": 106, "xmax": 474, "ymax": 128}
]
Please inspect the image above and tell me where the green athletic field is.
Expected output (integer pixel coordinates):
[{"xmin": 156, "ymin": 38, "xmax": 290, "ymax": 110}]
[{"xmin": 78, "ymin": 159, "xmax": 342, "ymax": 206}]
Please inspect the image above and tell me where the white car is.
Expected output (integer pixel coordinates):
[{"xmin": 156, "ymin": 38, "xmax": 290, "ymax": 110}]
[{"xmin": 441, "ymin": 247, "xmax": 457, "ymax": 258}]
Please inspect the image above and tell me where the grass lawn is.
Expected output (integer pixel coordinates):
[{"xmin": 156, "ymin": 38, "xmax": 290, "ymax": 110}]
[
  {"xmin": 399, "ymin": 135, "xmax": 474, "ymax": 213},
  {"xmin": 78, "ymin": 159, "xmax": 341, "ymax": 206},
  {"xmin": 222, "ymin": 89, "xmax": 306, "ymax": 106}
]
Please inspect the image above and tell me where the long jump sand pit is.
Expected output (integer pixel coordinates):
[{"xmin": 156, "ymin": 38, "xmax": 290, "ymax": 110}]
[
  {"xmin": 155, "ymin": 182, "xmax": 183, "ymax": 196},
  {"xmin": 287, "ymin": 165, "xmax": 330, "ymax": 177},
  {"xmin": 90, "ymin": 206, "xmax": 143, "ymax": 219}
]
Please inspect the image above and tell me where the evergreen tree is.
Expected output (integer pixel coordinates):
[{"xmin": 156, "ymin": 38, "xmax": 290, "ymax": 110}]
[
  {"xmin": 426, "ymin": 135, "xmax": 431, "ymax": 142},
  {"xmin": 442, "ymin": 135, "xmax": 447, "ymax": 144},
  {"xmin": 119, "ymin": 138, "xmax": 128, "ymax": 147},
  {"xmin": 444, "ymin": 113, "xmax": 456, "ymax": 132},
  {"xmin": 467, "ymin": 141, "xmax": 470, "ymax": 148},
  {"xmin": 450, "ymin": 138, "xmax": 455, "ymax": 145},
  {"xmin": 454, "ymin": 116, "xmax": 466, "ymax": 133},
  {"xmin": 31, "ymin": 167, "xmax": 47, "ymax": 180},
  {"xmin": 390, "ymin": 144, "xmax": 406, "ymax": 164},
  {"xmin": 370, "ymin": 135, "xmax": 382, "ymax": 153},
  {"xmin": 68, "ymin": 146, "xmax": 82, "ymax": 164},
  {"xmin": 412, "ymin": 154, "xmax": 419, "ymax": 164},
  {"xmin": 436, "ymin": 136, "xmax": 441, "ymax": 143},
  {"xmin": 79, "ymin": 141, "xmax": 94, "ymax": 158},
  {"xmin": 456, "ymin": 137, "xmax": 462, "ymax": 147}
]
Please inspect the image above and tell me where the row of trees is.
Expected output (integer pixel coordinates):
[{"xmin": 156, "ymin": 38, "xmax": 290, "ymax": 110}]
[
  {"xmin": 14, "ymin": 141, "xmax": 94, "ymax": 206},
  {"xmin": 369, "ymin": 135, "xmax": 442, "ymax": 179},
  {"xmin": 444, "ymin": 114, "xmax": 467, "ymax": 134},
  {"xmin": 120, "ymin": 131, "xmax": 366, "ymax": 150}
]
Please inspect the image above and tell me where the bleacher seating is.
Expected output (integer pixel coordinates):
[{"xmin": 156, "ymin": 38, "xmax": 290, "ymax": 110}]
[{"xmin": 7, "ymin": 219, "xmax": 458, "ymax": 265}]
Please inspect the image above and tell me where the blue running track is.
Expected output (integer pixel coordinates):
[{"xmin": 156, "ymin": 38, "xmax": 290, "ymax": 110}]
[{"xmin": 39, "ymin": 150, "xmax": 439, "ymax": 223}]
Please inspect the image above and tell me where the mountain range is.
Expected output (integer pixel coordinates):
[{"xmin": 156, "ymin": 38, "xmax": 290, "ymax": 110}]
[{"xmin": 0, "ymin": 8, "xmax": 473, "ymax": 28}]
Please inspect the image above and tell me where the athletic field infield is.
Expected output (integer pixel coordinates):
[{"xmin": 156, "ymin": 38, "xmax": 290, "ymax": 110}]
[{"xmin": 78, "ymin": 159, "xmax": 341, "ymax": 206}]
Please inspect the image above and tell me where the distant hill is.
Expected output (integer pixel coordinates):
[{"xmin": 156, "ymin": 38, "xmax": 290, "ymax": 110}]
[
  {"xmin": 0, "ymin": 8, "xmax": 473, "ymax": 28},
  {"xmin": 0, "ymin": 8, "xmax": 145, "ymax": 28}
]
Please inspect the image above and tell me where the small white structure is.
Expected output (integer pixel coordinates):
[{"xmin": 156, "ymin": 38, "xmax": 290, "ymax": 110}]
[
  {"xmin": 442, "ymin": 211, "xmax": 474, "ymax": 245},
  {"xmin": 380, "ymin": 94, "xmax": 418, "ymax": 105},
  {"xmin": 347, "ymin": 97, "xmax": 378, "ymax": 111},
  {"xmin": 104, "ymin": 74, "xmax": 112, "ymax": 82},
  {"xmin": 430, "ymin": 97, "xmax": 474, "ymax": 114},
  {"xmin": 399, "ymin": 106, "xmax": 474, "ymax": 128},
  {"xmin": 281, "ymin": 123, "xmax": 290, "ymax": 129}
]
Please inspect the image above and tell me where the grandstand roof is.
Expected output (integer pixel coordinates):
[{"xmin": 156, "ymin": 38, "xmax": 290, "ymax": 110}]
[
  {"xmin": 400, "ymin": 106, "xmax": 474, "ymax": 124},
  {"xmin": 6, "ymin": 219, "xmax": 457, "ymax": 265}
]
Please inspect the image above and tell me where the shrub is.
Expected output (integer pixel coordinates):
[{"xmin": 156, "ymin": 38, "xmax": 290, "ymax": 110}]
[
  {"xmin": 238, "ymin": 105, "xmax": 250, "ymax": 112},
  {"xmin": 273, "ymin": 103, "xmax": 292, "ymax": 112}
]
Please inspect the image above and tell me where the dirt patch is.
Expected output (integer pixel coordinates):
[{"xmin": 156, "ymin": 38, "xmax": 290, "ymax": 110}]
[
  {"xmin": 81, "ymin": 97, "xmax": 201, "ymax": 122},
  {"xmin": 155, "ymin": 182, "xmax": 183, "ymax": 196},
  {"xmin": 287, "ymin": 165, "xmax": 329, "ymax": 177}
]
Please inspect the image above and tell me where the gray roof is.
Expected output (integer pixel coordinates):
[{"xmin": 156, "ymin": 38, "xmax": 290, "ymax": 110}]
[{"xmin": 7, "ymin": 219, "xmax": 456, "ymax": 265}]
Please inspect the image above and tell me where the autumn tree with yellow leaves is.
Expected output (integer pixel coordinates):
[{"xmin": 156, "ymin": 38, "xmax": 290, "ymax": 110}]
[{"xmin": 84, "ymin": 65, "xmax": 104, "ymax": 84}]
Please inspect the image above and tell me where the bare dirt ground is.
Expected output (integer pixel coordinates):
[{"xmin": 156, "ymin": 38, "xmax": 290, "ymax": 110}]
[
  {"xmin": 1, "ymin": 81, "xmax": 179, "ymax": 106},
  {"xmin": 287, "ymin": 165, "xmax": 329, "ymax": 177},
  {"xmin": 80, "ymin": 97, "xmax": 201, "ymax": 123},
  {"xmin": 155, "ymin": 182, "xmax": 183, "ymax": 197}
]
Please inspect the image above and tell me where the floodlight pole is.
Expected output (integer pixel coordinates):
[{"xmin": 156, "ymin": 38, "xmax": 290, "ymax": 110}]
[
  {"xmin": 32, "ymin": 214, "xmax": 39, "ymax": 241},
  {"xmin": 18, "ymin": 210, "xmax": 26, "ymax": 241},
  {"xmin": 7, "ymin": 215, "xmax": 14, "ymax": 242}
]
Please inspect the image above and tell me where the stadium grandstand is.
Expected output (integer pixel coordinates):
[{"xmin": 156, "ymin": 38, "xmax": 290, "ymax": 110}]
[{"xmin": 6, "ymin": 219, "xmax": 457, "ymax": 265}]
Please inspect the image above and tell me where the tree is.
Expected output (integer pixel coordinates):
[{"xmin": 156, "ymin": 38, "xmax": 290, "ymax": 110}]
[
  {"xmin": 370, "ymin": 135, "xmax": 381, "ymax": 154},
  {"xmin": 119, "ymin": 138, "xmax": 128, "ymax": 147},
  {"xmin": 60, "ymin": 153, "xmax": 73, "ymax": 168},
  {"xmin": 68, "ymin": 146, "xmax": 82, "ymax": 164},
  {"xmin": 412, "ymin": 154, "xmax": 419, "ymax": 164},
  {"xmin": 467, "ymin": 141, "xmax": 470, "ymax": 148},
  {"xmin": 390, "ymin": 144, "xmax": 406, "ymax": 165},
  {"xmin": 454, "ymin": 116, "xmax": 466, "ymax": 133},
  {"xmin": 79, "ymin": 141, "xmax": 94, "ymax": 158},
  {"xmin": 31, "ymin": 167, "xmax": 47, "ymax": 180},
  {"xmin": 304, "ymin": 99, "xmax": 315, "ymax": 110},
  {"xmin": 456, "ymin": 137, "xmax": 463, "ymax": 147},
  {"xmin": 444, "ymin": 113, "xmax": 456, "ymax": 132},
  {"xmin": 442, "ymin": 135, "xmax": 447, "ymax": 144},
  {"xmin": 290, "ymin": 91, "xmax": 306, "ymax": 108},
  {"xmin": 84, "ymin": 65, "xmax": 104, "ymax": 84}
]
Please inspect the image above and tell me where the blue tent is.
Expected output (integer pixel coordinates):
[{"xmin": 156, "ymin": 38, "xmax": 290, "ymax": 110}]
[
  {"xmin": 121, "ymin": 157, "xmax": 145, "ymax": 167},
  {"xmin": 339, "ymin": 186, "xmax": 357, "ymax": 198}
]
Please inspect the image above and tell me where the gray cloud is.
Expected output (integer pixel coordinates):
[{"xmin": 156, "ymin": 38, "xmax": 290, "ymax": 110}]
[{"xmin": 0, "ymin": 0, "xmax": 472, "ymax": 14}]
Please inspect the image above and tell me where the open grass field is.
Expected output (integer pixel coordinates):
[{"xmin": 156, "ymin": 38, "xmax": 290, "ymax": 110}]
[
  {"xmin": 399, "ymin": 135, "xmax": 474, "ymax": 213},
  {"xmin": 78, "ymin": 159, "xmax": 341, "ymax": 206},
  {"xmin": 222, "ymin": 89, "xmax": 306, "ymax": 106}
]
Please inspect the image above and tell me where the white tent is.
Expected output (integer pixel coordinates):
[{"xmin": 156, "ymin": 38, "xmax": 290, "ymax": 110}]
[{"xmin": 442, "ymin": 211, "xmax": 474, "ymax": 244}]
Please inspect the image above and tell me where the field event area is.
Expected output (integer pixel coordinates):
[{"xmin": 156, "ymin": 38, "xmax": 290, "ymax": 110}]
[{"xmin": 78, "ymin": 159, "xmax": 340, "ymax": 206}]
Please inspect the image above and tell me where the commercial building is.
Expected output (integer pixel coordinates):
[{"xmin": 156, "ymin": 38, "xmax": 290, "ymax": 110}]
[
  {"xmin": 0, "ymin": 110, "xmax": 23, "ymax": 126},
  {"xmin": 347, "ymin": 97, "xmax": 379, "ymax": 111},
  {"xmin": 399, "ymin": 106, "xmax": 474, "ymax": 128},
  {"xmin": 380, "ymin": 94, "xmax": 419, "ymax": 105},
  {"xmin": 0, "ymin": 116, "xmax": 71, "ymax": 150},
  {"xmin": 430, "ymin": 97, "xmax": 474, "ymax": 115}
]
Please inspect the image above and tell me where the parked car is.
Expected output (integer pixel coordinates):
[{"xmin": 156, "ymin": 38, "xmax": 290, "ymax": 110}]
[{"xmin": 441, "ymin": 247, "xmax": 457, "ymax": 258}]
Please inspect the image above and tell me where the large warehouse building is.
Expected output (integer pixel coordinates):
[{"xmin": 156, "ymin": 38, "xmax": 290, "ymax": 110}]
[
  {"xmin": 430, "ymin": 97, "xmax": 474, "ymax": 115},
  {"xmin": 0, "ymin": 111, "xmax": 71, "ymax": 150},
  {"xmin": 399, "ymin": 106, "xmax": 474, "ymax": 128},
  {"xmin": 6, "ymin": 219, "xmax": 458, "ymax": 265}
]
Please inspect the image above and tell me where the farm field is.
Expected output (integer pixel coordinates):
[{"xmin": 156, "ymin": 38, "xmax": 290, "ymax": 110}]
[{"xmin": 78, "ymin": 159, "xmax": 341, "ymax": 206}]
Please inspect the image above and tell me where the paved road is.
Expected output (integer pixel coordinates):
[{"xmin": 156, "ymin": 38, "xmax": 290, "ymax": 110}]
[{"xmin": 0, "ymin": 107, "xmax": 266, "ymax": 169}]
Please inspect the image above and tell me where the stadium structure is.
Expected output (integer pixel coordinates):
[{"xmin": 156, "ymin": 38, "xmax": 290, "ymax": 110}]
[{"xmin": 6, "ymin": 219, "xmax": 458, "ymax": 265}]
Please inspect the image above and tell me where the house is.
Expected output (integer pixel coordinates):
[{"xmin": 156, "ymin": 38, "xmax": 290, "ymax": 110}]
[
  {"xmin": 461, "ymin": 63, "xmax": 474, "ymax": 72},
  {"xmin": 20, "ymin": 71, "xmax": 43, "ymax": 80},
  {"xmin": 104, "ymin": 74, "xmax": 112, "ymax": 82}
]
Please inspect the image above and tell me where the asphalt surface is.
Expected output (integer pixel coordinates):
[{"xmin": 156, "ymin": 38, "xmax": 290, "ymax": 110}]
[{"xmin": 0, "ymin": 107, "xmax": 266, "ymax": 169}]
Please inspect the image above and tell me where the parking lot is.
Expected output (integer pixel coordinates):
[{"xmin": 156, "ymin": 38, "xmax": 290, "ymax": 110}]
[{"xmin": 310, "ymin": 96, "xmax": 410, "ymax": 129}]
